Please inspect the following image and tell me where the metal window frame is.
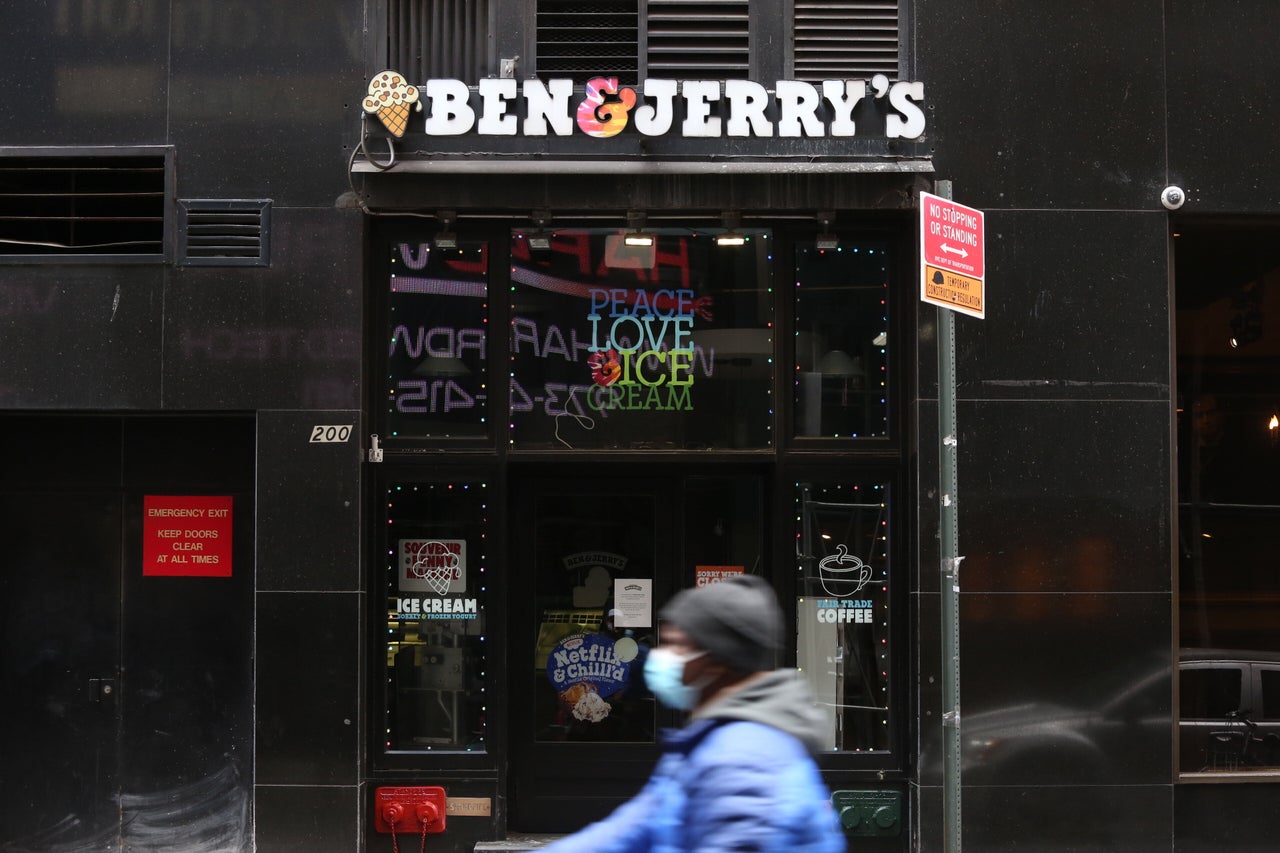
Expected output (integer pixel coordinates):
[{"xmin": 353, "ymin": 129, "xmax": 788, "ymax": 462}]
[
  {"xmin": 0, "ymin": 145, "xmax": 174, "ymax": 266},
  {"xmin": 177, "ymin": 199, "xmax": 272, "ymax": 268}
]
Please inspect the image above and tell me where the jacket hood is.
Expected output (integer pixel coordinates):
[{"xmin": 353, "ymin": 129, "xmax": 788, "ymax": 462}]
[{"xmin": 690, "ymin": 669, "xmax": 830, "ymax": 753}]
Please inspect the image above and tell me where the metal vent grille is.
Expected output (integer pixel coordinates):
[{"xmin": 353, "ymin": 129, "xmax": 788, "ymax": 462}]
[
  {"xmin": 794, "ymin": 0, "xmax": 899, "ymax": 80},
  {"xmin": 388, "ymin": 0, "xmax": 491, "ymax": 81},
  {"xmin": 0, "ymin": 155, "xmax": 165, "ymax": 258},
  {"xmin": 537, "ymin": 0, "xmax": 639, "ymax": 82},
  {"xmin": 178, "ymin": 200, "xmax": 270, "ymax": 267},
  {"xmin": 648, "ymin": 0, "xmax": 749, "ymax": 78}
]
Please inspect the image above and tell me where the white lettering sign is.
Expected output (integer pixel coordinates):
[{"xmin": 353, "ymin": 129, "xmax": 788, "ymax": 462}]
[{"xmin": 364, "ymin": 72, "xmax": 927, "ymax": 140}]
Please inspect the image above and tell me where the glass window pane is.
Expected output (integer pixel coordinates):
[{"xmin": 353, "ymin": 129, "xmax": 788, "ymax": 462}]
[
  {"xmin": 794, "ymin": 240, "xmax": 891, "ymax": 438},
  {"xmin": 383, "ymin": 481, "xmax": 489, "ymax": 752},
  {"xmin": 1179, "ymin": 668, "xmax": 1242, "ymax": 719},
  {"xmin": 1261, "ymin": 669, "xmax": 1280, "ymax": 720},
  {"xmin": 386, "ymin": 241, "xmax": 489, "ymax": 439},
  {"xmin": 509, "ymin": 228, "xmax": 773, "ymax": 449},
  {"xmin": 683, "ymin": 477, "xmax": 763, "ymax": 585},
  {"xmin": 1175, "ymin": 221, "xmax": 1280, "ymax": 774},
  {"xmin": 794, "ymin": 481, "xmax": 892, "ymax": 752},
  {"xmin": 1178, "ymin": 392, "xmax": 1280, "ymax": 504},
  {"xmin": 1178, "ymin": 510, "xmax": 1280, "ymax": 651},
  {"xmin": 532, "ymin": 492, "xmax": 657, "ymax": 743}
]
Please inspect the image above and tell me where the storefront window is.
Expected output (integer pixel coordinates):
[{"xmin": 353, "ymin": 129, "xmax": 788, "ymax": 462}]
[
  {"xmin": 383, "ymin": 481, "xmax": 489, "ymax": 752},
  {"xmin": 1176, "ymin": 221, "xmax": 1280, "ymax": 774},
  {"xmin": 509, "ymin": 228, "xmax": 774, "ymax": 449},
  {"xmin": 385, "ymin": 241, "xmax": 489, "ymax": 439},
  {"xmin": 794, "ymin": 241, "xmax": 891, "ymax": 438},
  {"xmin": 794, "ymin": 480, "xmax": 892, "ymax": 752},
  {"xmin": 682, "ymin": 476, "xmax": 764, "ymax": 585}
]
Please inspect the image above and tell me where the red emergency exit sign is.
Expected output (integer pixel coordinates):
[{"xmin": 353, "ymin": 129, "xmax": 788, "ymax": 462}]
[{"xmin": 143, "ymin": 495, "xmax": 234, "ymax": 577}]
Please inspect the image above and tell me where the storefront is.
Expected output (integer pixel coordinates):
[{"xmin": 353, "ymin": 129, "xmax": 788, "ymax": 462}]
[
  {"xmin": 359, "ymin": 203, "xmax": 920, "ymax": 846},
  {"xmin": 341, "ymin": 31, "xmax": 944, "ymax": 849}
]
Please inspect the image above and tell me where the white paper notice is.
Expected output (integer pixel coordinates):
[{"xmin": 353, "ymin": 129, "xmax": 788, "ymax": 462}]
[{"xmin": 613, "ymin": 578, "xmax": 652, "ymax": 628}]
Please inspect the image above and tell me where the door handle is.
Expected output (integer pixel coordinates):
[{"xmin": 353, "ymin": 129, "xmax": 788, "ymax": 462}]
[{"xmin": 89, "ymin": 678, "xmax": 116, "ymax": 703}]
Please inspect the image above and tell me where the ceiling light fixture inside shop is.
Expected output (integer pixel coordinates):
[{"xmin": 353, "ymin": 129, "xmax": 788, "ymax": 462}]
[
  {"xmin": 816, "ymin": 210, "xmax": 838, "ymax": 250},
  {"xmin": 716, "ymin": 212, "xmax": 746, "ymax": 247},
  {"xmin": 527, "ymin": 209, "xmax": 553, "ymax": 251},
  {"xmin": 434, "ymin": 210, "xmax": 457, "ymax": 249},
  {"xmin": 623, "ymin": 210, "xmax": 654, "ymax": 247}
]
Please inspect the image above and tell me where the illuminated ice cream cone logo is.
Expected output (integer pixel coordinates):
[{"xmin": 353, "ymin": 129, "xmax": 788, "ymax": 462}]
[
  {"xmin": 411, "ymin": 541, "xmax": 460, "ymax": 595},
  {"xmin": 363, "ymin": 71, "xmax": 421, "ymax": 137},
  {"xmin": 818, "ymin": 544, "xmax": 873, "ymax": 597}
]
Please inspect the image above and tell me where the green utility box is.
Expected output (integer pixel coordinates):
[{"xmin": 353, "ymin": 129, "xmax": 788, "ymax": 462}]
[{"xmin": 831, "ymin": 789, "xmax": 902, "ymax": 837}]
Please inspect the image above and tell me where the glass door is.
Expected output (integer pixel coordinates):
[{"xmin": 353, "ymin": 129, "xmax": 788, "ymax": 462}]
[
  {"xmin": 508, "ymin": 477, "xmax": 669, "ymax": 830},
  {"xmin": 507, "ymin": 471, "xmax": 766, "ymax": 831}
]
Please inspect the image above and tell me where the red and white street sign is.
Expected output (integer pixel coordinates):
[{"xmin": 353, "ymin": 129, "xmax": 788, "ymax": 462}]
[{"xmin": 920, "ymin": 191, "xmax": 985, "ymax": 318}]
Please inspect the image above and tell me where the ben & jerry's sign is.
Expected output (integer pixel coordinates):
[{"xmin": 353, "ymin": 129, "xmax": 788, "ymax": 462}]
[{"xmin": 363, "ymin": 71, "xmax": 926, "ymax": 140}]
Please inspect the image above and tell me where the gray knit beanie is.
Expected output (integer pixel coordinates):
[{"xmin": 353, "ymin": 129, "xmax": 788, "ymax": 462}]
[{"xmin": 660, "ymin": 575, "xmax": 783, "ymax": 673}]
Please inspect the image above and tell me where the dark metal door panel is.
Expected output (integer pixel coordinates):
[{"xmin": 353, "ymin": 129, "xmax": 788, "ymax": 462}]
[
  {"xmin": 0, "ymin": 414, "xmax": 256, "ymax": 852},
  {"xmin": 0, "ymin": 492, "xmax": 123, "ymax": 851}
]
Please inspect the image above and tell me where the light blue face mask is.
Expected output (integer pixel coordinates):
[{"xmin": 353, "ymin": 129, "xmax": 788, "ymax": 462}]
[{"xmin": 643, "ymin": 647, "xmax": 707, "ymax": 710}]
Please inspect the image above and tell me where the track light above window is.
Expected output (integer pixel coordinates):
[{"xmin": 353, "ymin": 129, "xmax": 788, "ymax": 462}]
[
  {"xmin": 624, "ymin": 210, "xmax": 654, "ymax": 247},
  {"xmin": 816, "ymin": 210, "xmax": 839, "ymax": 250},
  {"xmin": 716, "ymin": 212, "xmax": 745, "ymax": 247},
  {"xmin": 434, "ymin": 210, "xmax": 457, "ymax": 249},
  {"xmin": 527, "ymin": 209, "xmax": 552, "ymax": 251}
]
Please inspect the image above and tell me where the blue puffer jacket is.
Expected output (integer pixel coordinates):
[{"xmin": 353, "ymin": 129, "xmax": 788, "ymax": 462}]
[{"xmin": 542, "ymin": 670, "xmax": 846, "ymax": 853}]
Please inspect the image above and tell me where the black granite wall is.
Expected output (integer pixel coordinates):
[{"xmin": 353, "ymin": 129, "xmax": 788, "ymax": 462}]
[{"xmin": 914, "ymin": 1, "xmax": 1280, "ymax": 850}]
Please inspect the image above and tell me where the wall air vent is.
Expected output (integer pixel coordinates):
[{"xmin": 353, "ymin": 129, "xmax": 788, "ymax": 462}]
[
  {"xmin": 0, "ymin": 153, "xmax": 167, "ymax": 261},
  {"xmin": 537, "ymin": 0, "xmax": 639, "ymax": 82},
  {"xmin": 178, "ymin": 200, "xmax": 271, "ymax": 267},
  {"xmin": 387, "ymin": 0, "xmax": 492, "ymax": 82},
  {"xmin": 648, "ymin": 0, "xmax": 749, "ymax": 79},
  {"xmin": 794, "ymin": 0, "xmax": 899, "ymax": 80}
]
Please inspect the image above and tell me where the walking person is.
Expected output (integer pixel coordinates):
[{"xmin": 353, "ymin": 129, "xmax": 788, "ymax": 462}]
[{"xmin": 542, "ymin": 574, "xmax": 846, "ymax": 853}]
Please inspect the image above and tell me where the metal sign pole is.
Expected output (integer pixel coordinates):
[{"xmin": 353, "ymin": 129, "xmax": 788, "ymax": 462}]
[{"xmin": 934, "ymin": 179, "xmax": 963, "ymax": 853}]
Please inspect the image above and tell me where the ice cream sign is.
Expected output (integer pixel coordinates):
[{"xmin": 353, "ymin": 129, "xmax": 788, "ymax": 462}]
[
  {"xmin": 399, "ymin": 539, "xmax": 466, "ymax": 594},
  {"xmin": 585, "ymin": 287, "xmax": 698, "ymax": 412},
  {"xmin": 547, "ymin": 634, "xmax": 630, "ymax": 693},
  {"xmin": 363, "ymin": 72, "xmax": 421, "ymax": 137},
  {"xmin": 363, "ymin": 70, "xmax": 926, "ymax": 140},
  {"xmin": 547, "ymin": 633, "xmax": 632, "ymax": 723}
]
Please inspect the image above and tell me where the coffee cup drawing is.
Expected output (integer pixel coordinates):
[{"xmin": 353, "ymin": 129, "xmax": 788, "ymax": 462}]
[{"xmin": 818, "ymin": 544, "xmax": 873, "ymax": 597}]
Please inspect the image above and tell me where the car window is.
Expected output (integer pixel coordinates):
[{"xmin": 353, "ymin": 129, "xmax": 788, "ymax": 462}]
[
  {"xmin": 1260, "ymin": 667, "xmax": 1280, "ymax": 720},
  {"xmin": 1180, "ymin": 666, "xmax": 1243, "ymax": 718}
]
